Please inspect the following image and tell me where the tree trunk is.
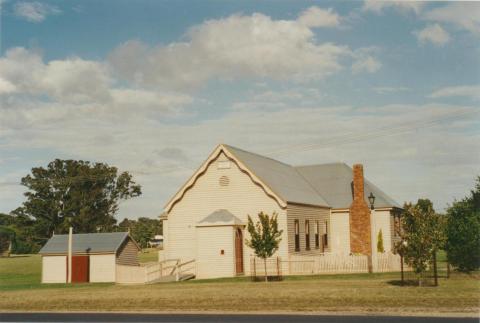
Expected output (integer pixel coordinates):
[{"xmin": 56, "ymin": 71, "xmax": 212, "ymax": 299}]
[{"xmin": 264, "ymin": 258, "xmax": 268, "ymax": 283}]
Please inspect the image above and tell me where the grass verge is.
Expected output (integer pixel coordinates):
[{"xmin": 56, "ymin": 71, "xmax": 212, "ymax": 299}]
[{"xmin": 0, "ymin": 254, "xmax": 478, "ymax": 315}]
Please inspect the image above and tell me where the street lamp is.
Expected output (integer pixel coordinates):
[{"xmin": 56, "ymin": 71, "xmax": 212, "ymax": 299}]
[{"xmin": 368, "ymin": 192, "xmax": 375, "ymax": 210}]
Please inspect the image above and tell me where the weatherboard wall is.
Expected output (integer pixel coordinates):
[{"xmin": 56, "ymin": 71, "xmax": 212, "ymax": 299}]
[
  {"xmin": 116, "ymin": 239, "xmax": 139, "ymax": 266},
  {"xmin": 165, "ymin": 151, "xmax": 288, "ymax": 278},
  {"xmin": 89, "ymin": 254, "xmax": 116, "ymax": 282},
  {"xmin": 286, "ymin": 204, "xmax": 330, "ymax": 255},
  {"xmin": 330, "ymin": 211, "xmax": 351, "ymax": 255}
]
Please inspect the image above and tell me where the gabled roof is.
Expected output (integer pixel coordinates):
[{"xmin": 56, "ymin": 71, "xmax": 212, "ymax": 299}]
[
  {"xmin": 295, "ymin": 163, "xmax": 401, "ymax": 209},
  {"xmin": 197, "ymin": 209, "xmax": 244, "ymax": 227},
  {"xmin": 39, "ymin": 232, "xmax": 138, "ymax": 255},
  {"xmin": 164, "ymin": 144, "xmax": 400, "ymax": 213},
  {"xmin": 224, "ymin": 145, "xmax": 329, "ymax": 207}
]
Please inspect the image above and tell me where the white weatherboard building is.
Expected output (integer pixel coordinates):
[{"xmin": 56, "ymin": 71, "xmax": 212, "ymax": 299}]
[
  {"xmin": 161, "ymin": 144, "xmax": 402, "ymax": 279},
  {"xmin": 39, "ymin": 232, "xmax": 140, "ymax": 283}
]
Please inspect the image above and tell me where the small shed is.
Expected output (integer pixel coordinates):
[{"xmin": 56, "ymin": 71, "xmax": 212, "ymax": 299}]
[{"xmin": 39, "ymin": 232, "xmax": 140, "ymax": 283}]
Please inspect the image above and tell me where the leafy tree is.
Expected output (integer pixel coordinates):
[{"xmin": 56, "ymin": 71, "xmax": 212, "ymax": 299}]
[
  {"xmin": 246, "ymin": 211, "xmax": 283, "ymax": 282},
  {"xmin": 445, "ymin": 177, "xmax": 480, "ymax": 272},
  {"xmin": 0, "ymin": 226, "xmax": 15, "ymax": 256},
  {"xmin": 118, "ymin": 217, "xmax": 162, "ymax": 248},
  {"xmin": 0, "ymin": 211, "xmax": 40, "ymax": 254},
  {"xmin": 377, "ymin": 229, "xmax": 384, "ymax": 253},
  {"xmin": 20, "ymin": 159, "xmax": 141, "ymax": 236},
  {"xmin": 396, "ymin": 199, "xmax": 445, "ymax": 283}
]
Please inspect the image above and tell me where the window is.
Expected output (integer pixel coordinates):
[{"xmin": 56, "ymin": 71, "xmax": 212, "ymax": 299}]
[
  {"xmin": 323, "ymin": 220, "xmax": 329, "ymax": 248},
  {"xmin": 305, "ymin": 220, "xmax": 310, "ymax": 250},
  {"xmin": 315, "ymin": 221, "xmax": 320, "ymax": 249},
  {"xmin": 294, "ymin": 220, "xmax": 300, "ymax": 251}
]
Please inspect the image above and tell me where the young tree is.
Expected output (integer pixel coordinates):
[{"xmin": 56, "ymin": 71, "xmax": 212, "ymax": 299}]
[
  {"xmin": 377, "ymin": 229, "xmax": 385, "ymax": 253},
  {"xmin": 445, "ymin": 177, "xmax": 480, "ymax": 272},
  {"xmin": 246, "ymin": 211, "xmax": 283, "ymax": 282},
  {"xmin": 20, "ymin": 159, "xmax": 142, "ymax": 236},
  {"xmin": 396, "ymin": 199, "xmax": 445, "ymax": 284}
]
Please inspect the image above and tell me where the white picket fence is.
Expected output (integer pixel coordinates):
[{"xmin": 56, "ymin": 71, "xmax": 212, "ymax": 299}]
[
  {"xmin": 375, "ymin": 252, "xmax": 402, "ymax": 272},
  {"xmin": 286, "ymin": 252, "xmax": 402, "ymax": 275}
]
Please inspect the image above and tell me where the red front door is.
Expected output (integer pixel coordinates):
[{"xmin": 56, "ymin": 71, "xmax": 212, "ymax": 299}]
[
  {"xmin": 71, "ymin": 255, "xmax": 89, "ymax": 283},
  {"xmin": 235, "ymin": 228, "xmax": 244, "ymax": 274}
]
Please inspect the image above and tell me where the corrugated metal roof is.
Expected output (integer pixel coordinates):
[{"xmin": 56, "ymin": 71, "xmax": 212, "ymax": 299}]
[
  {"xmin": 224, "ymin": 145, "xmax": 399, "ymax": 209},
  {"xmin": 197, "ymin": 209, "xmax": 243, "ymax": 226},
  {"xmin": 39, "ymin": 232, "xmax": 132, "ymax": 255},
  {"xmin": 295, "ymin": 163, "xmax": 401, "ymax": 209},
  {"xmin": 224, "ymin": 145, "xmax": 330, "ymax": 207}
]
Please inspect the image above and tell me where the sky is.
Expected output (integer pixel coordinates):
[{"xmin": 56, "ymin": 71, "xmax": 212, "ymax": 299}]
[{"xmin": 0, "ymin": 0, "xmax": 479, "ymax": 221}]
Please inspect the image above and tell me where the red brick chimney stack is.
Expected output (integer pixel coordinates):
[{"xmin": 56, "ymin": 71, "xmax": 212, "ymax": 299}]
[{"xmin": 349, "ymin": 164, "xmax": 372, "ymax": 256}]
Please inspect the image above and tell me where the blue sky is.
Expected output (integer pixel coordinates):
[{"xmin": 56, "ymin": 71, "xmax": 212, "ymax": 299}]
[{"xmin": 0, "ymin": 0, "xmax": 479, "ymax": 220}]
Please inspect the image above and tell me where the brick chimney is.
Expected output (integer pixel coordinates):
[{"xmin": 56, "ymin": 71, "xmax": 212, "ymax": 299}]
[{"xmin": 349, "ymin": 164, "xmax": 372, "ymax": 255}]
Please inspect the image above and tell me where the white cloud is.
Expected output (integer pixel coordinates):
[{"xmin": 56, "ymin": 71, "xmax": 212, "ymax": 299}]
[
  {"xmin": 429, "ymin": 85, "xmax": 480, "ymax": 100},
  {"xmin": 414, "ymin": 24, "xmax": 450, "ymax": 46},
  {"xmin": 13, "ymin": 1, "xmax": 61, "ymax": 23},
  {"xmin": 0, "ymin": 47, "xmax": 111, "ymax": 103},
  {"xmin": 423, "ymin": 2, "xmax": 480, "ymax": 34},
  {"xmin": 108, "ymin": 12, "xmax": 356, "ymax": 90},
  {"xmin": 297, "ymin": 6, "xmax": 340, "ymax": 28},
  {"xmin": 352, "ymin": 55, "xmax": 382, "ymax": 74},
  {"xmin": 362, "ymin": 1, "xmax": 425, "ymax": 15}
]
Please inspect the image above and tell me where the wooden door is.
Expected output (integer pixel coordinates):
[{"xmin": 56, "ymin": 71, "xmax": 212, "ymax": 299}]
[
  {"xmin": 235, "ymin": 228, "xmax": 244, "ymax": 274},
  {"xmin": 71, "ymin": 255, "xmax": 89, "ymax": 283}
]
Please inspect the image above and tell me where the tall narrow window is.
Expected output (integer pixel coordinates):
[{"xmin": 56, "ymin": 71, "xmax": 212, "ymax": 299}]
[
  {"xmin": 294, "ymin": 220, "xmax": 300, "ymax": 251},
  {"xmin": 315, "ymin": 221, "xmax": 320, "ymax": 249},
  {"xmin": 323, "ymin": 220, "xmax": 329, "ymax": 248},
  {"xmin": 305, "ymin": 220, "xmax": 310, "ymax": 250}
]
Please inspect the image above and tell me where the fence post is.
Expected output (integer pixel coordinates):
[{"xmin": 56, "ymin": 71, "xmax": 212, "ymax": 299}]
[
  {"xmin": 433, "ymin": 251, "xmax": 438, "ymax": 287},
  {"xmin": 253, "ymin": 257, "xmax": 256, "ymax": 281}
]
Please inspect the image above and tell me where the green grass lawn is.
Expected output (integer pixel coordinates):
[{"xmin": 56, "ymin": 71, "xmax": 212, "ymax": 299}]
[
  {"xmin": 138, "ymin": 248, "xmax": 159, "ymax": 263},
  {"xmin": 0, "ymin": 254, "xmax": 478, "ymax": 315}
]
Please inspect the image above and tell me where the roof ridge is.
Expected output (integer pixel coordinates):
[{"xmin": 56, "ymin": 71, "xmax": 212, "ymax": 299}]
[
  {"xmin": 222, "ymin": 144, "xmax": 293, "ymax": 167},
  {"xmin": 50, "ymin": 232, "xmax": 128, "ymax": 236}
]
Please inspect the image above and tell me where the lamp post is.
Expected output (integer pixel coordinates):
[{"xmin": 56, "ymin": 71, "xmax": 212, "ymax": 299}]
[
  {"xmin": 368, "ymin": 192, "xmax": 375, "ymax": 210},
  {"xmin": 368, "ymin": 192, "xmax": 376, "ymax": 272}
]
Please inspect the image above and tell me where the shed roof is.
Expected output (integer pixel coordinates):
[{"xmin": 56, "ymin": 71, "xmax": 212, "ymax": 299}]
[
  {"xmin": 197, "ymin": 209, "xmax": 244, "ymax": 227},
  {"xmin": 39, "ymin": 232, "xmax": 137, "ymax": 255}
]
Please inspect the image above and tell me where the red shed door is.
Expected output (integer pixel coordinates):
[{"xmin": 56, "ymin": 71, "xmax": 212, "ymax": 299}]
[{"xmin": 71, "ymin": 255, "xmax": 89, "ymax": 283}]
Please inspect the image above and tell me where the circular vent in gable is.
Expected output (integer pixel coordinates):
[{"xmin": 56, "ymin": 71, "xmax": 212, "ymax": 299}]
[{"xmin": 219, "ymin": 175, "xmax": 230, "ymax": 187}]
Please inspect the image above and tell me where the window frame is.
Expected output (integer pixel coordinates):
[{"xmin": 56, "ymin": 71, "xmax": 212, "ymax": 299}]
[
  {"xmin": 305, "ymin": 220, "xmax": 310, "ymax": 250},
  {"xmin": 294, "ymin": 219, "xmax": 300, "ymax": 252},
  {"xmin": 315, "ymin": 220, "xmax": 320, "ymax": 249}
]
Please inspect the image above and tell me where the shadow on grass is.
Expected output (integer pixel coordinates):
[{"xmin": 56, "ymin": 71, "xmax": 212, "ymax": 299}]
[{"xmin": 387, "ymin": 279, "xmax": 419, "ymax": 286}]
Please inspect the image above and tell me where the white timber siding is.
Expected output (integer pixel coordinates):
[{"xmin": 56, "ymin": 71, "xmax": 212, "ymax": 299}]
[
  {"xmin": 116, "ymin": 239, "xmax": 139, "ymax": 266},
  {"xmin": 371, "ymin": 210, "xmax": 393, "ymax": 254},
  {"xmin": 196, "ymin": 226, "xmax": 235, "ymax": 279},
  {"xmin": 90, "ymin": 254, "xmax": 116, "ymax": 282},
  {"xmin": 330, "ymin": 212, "xmax": 351, "ymax": 254},
  {"xmin": 42, "ymin": 256, "xmax": 66, "ymax": 283},
  {"xmin": 286, "ymin": 204, "xmax": 330, "ymax": 255},
  {"xmin": 166, "ymin": 152, "xmax": 287, "ymax": 278}
]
